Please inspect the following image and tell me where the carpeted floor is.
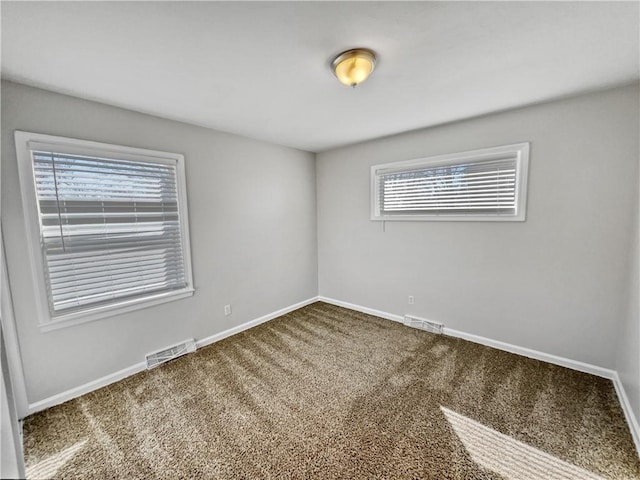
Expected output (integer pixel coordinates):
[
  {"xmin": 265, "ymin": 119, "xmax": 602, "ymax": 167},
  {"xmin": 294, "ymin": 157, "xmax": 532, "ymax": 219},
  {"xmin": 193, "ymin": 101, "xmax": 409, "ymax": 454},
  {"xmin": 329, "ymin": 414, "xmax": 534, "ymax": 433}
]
[{"xmin": 23, "ymin": 302, "xmax": 640, "ymax": 479}]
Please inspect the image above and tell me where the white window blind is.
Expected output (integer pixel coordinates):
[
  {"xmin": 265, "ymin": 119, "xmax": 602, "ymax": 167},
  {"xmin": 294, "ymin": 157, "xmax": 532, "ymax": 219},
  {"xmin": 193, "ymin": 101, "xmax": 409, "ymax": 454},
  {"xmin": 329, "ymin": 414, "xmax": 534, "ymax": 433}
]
[
  {"xmin": 15, "ymin": 131, "xmax": 194, "ymax": 330},
  {"xmin": 371, "ymin": 143, "xmax": 529, "ymax": 221},
  {"xmin": 32, "ymin": 150, "xmax": 188, "ymax": 314}
]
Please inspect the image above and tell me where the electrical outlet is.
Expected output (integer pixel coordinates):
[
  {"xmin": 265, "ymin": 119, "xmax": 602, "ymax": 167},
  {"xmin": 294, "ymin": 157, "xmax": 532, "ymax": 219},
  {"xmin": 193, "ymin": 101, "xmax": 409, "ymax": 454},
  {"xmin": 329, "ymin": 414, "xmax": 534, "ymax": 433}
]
[
  {"xmin": 224, "ymin": 304, "xmax": 232, "ymax": 316},
  {"xmin": 408, "ymin": 296, "xmax": 414, "ymax": 305}
]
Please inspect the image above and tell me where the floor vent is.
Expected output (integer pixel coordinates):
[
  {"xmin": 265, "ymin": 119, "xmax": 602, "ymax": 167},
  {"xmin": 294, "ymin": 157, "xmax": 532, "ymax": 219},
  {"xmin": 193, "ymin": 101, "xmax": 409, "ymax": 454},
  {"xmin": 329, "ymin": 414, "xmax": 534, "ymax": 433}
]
[
  {"xmin": 404, "ymin": 315, "xmax": 443, "ymax": 334},
  {"xmin": 145, "ymin": 339, "xmax": 196, "ymax": 369}
]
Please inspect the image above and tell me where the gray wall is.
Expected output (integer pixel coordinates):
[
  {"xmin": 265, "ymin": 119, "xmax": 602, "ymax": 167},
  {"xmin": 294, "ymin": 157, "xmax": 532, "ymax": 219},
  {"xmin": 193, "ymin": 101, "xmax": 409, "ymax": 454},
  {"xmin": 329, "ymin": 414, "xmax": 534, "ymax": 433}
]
[
  {"xmin": 3, "ymin": 79, "xmax": 638, "ymax": 418},
  {"xmin": 1, "ymin": 81, "xmax": 318, "ymax": 405},
  {"xmin": 317, "ymin": 84, "xmax": 639, "ymax": 369}
]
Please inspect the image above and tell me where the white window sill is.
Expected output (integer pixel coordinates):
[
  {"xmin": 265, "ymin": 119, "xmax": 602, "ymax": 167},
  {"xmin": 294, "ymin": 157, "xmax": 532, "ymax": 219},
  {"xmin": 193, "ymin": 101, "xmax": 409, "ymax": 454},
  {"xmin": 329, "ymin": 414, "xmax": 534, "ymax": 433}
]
[{"xmin": 38, "ymin": 287, "xmax": 195, "ymax": 333}]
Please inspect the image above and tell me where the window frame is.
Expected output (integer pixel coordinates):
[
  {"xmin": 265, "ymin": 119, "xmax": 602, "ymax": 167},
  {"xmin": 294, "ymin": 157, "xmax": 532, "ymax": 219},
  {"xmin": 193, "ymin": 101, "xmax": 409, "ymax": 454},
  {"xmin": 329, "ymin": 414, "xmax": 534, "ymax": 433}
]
[
  {"xmin": 370, "ymin": 142, "xmax": 530, "ymax": 222},
  {"xmin": 15, "ymin": 131, "xmax": 195, "ymax": 332}
]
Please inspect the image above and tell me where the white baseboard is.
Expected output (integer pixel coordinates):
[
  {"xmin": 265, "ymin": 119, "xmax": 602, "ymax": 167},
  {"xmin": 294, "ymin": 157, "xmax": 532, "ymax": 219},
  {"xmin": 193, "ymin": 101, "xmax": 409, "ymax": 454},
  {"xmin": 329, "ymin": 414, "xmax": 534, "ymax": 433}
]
[
  {"xmin": 318, "ymin": 296, "xmax": 614, "ymax": 378},
  {"xmin": 27, "ymin": 361, "xmax": 147, "ymax": 416},
  {"xmin": 26, "ymin": 296, "xmax": 320, "ymax": 416},
  {"xmin": 611, "ymin": 372, "xmax": 640, "ymax": 455},
  {"xmin": 442, "ymin": 327, "xmax": 616, "ymax": 379},
  {"xmin": 317, "ymin": 295, "xmax": 639, "ymax": 455},
  {"xmin": 317, "ymin": 296, "xmax": 404, "ymax": 323},
  {"xmin": 195, "ymin": 296, "xmax": 319, "ymax": 349}
]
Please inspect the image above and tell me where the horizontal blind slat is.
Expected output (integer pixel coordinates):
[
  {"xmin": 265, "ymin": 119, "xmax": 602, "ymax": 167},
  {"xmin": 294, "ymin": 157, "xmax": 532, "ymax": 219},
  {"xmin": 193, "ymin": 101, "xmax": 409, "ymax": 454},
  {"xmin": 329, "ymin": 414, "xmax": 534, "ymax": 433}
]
[
  {"xmin": 48, "ymin": 260, "xmax": 186, "ymax": 282},
  {"xmin": 383, "ymin": 177, "xmax": 516, "ymax": 191},
  {"xmin": 383, "ymin": 191, "xmax": 515, "ymax": 200},
  {"xmin": 45, "ymin": 246, "xmax": 181, "ymax": 266},
  {"xmin": 384, "ymin": 205, "xmax": 515, "ymax": 211},
  {"xmin": 54, "ymin": 283, "xmax": 184, "ymax": 311},
  {"xmin": 382, "ymin": 171, "xmax": 516, "ymax": 187},
  {"xmin": 51, "ymin": 271, "xmax": 186, "ymax": 298}
]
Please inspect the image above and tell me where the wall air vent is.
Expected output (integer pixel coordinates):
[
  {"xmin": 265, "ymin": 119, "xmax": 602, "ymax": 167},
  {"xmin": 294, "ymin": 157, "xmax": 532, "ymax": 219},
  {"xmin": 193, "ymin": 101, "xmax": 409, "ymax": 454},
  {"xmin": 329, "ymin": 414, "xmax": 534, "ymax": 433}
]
[
  {"xmin": 145, "ymin": 339, "xmax": 196, "ymax": 369},
  {"xmin": 404, "ymin": 315, "xmax": 443, "ymax": 334}
]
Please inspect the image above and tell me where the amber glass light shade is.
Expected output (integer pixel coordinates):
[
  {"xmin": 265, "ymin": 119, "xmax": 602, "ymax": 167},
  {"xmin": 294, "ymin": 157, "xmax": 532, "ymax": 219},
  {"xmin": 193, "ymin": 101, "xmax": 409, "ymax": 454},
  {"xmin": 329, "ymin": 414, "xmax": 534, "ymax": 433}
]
[{"xmin": 331, "ymin": 49, "xmax": 376, "ymax": 87}]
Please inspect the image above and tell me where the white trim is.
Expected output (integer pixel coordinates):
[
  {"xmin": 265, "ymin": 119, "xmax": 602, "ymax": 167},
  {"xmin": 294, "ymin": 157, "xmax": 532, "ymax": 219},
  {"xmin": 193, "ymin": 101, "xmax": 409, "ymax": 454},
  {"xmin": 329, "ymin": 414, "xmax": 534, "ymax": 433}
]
[
  {"xmin": 39, "ymin": 288, "xmax": 195, "ymax": 332},
  {"xmin": 195, "ymin": 296, "xmax": 319, "ymax": 349},
  {"xmin": 13, "ymin": 130, "xmax": 196, "ymax": 331},
  {"xmin": 317, "ymin": 296, "xmax": 404, "ymax": 324},
  {"xmin": 370, "ymin": 142, "xmax": 530, "ymax": 222},
  {"xmin": 15, "ymin": 132, "xmax": 52, "ymax": 331},
  {"xmin": 611, "ymin": 372, "xmax": 640, "ymax": 455},
  {"xmin": 442, "ymin": 327, "xmax": 615, "ymax": 379},
  {"xmin": 318, "ymin": 296, "xmax": 614, "ymax": 378},
  {"xmin": 26, "ymin": 361, "xmax": 147, "ymax": 416},
  {"xmin": 0, "ymin": 360, "xmax": 26, "ymax": 479},
  {"xmin": 27, "ymin": 140, "xmax": 183, "ymax": 166},
  {"xmin": 0, "ymin": 231, "xmax": 30, "ymax": 419},
  {"xmin": 26, "ymin": 296, "xmax": 319, "ymax": 416}
]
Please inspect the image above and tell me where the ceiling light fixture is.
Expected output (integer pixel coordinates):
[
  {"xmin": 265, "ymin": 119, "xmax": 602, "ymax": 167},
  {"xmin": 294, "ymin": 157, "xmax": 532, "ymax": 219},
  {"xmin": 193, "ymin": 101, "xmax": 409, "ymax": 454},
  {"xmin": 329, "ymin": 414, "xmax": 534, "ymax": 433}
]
[{"xmin": 331, "ymin": 48, "xmax": 377, "ymax": 87}]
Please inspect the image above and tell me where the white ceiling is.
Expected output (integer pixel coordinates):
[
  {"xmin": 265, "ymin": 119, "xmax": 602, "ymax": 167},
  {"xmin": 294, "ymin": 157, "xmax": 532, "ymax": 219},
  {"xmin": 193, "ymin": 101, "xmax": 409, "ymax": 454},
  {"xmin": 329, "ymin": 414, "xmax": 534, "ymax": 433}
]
[{"xmin": 2, "ymin": 2, "xmax": 638, "ymax": 152}]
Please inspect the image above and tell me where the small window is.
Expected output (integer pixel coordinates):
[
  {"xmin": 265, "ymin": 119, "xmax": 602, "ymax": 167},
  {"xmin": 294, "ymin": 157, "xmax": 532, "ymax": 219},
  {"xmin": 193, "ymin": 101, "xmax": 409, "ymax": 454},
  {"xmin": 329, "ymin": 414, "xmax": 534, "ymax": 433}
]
[
  {"xmin": 15, "ymin": 131, "xmax": 194, "ymax": 331},
  {"xmin": 371, "ymin": 143, "xmax": 530, "ymax": 222}
]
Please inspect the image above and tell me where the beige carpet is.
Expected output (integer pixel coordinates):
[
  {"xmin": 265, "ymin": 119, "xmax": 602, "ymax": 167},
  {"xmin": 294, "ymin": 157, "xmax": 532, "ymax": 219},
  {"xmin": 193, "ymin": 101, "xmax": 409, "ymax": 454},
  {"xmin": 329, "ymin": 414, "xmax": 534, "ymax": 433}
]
[{"xmin": 23, "ymin": 302, "xmax": 640, "ymax": 479}]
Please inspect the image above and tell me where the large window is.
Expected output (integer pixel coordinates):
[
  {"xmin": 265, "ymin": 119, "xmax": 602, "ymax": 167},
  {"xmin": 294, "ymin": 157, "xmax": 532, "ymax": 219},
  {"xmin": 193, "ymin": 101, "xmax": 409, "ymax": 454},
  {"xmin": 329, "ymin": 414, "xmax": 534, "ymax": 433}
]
[
  {"xmin": 15, "ymin": 131, "xmax": 194, "ymax": 331},
  {"xmin": 371, "ymin": 143, "xmax": 530, "ymax": 222}
]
